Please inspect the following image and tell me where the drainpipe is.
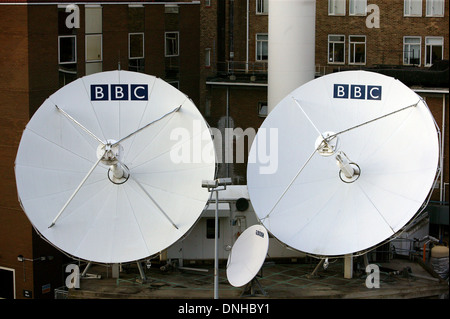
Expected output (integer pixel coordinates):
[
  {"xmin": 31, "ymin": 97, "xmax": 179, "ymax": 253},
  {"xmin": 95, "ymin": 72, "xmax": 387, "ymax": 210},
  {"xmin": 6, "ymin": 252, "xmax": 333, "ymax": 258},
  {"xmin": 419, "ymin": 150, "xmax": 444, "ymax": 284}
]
[
  {"xmin": 226, "ymin": 86, "xmax": 230, "ymax": 178},
  {"xmin": 229, "ymin": 0, "xmax": 234, "ymax": 65},
  {"xmin": 441, "ymin": 94, "xmax": 446, "ymax": 203},
  {"xmin": 246, "ymin": 0, "xmax": 249, "ymax": 73}
]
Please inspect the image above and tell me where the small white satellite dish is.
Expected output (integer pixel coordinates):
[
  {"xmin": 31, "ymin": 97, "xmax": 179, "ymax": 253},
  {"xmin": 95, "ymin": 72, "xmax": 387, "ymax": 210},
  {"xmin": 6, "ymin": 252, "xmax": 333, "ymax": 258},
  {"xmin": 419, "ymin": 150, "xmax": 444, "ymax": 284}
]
[
  {"xmin": 247, "ymin": 71, "xmax": 440, "ymax": 257},
  {"xmin": 226, "ymin": 224, "xmax": 269, "ymax": 288},
  {"xmin": 15, "ymin": 70, "xmax": 216, "ymax": 263}
]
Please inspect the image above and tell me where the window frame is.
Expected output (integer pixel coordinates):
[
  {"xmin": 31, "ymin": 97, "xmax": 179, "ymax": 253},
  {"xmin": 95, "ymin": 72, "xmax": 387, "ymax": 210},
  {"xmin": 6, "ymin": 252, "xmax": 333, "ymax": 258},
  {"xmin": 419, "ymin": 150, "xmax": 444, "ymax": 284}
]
[
  {"xmin": 349, "ymin": 35, "xmax": 366, "ymax": 65},
  {"xmin": 404, "ymin": 0, "xmax": 423, "ymax": 17},
  {"xmin": 255, "ymin": 33, "xmax": 268, "ymax": 61},
  {"xmin": 256, "ymin": 0, "xmax": 269, "ymax": 15},
  {"xmin": 85, "ymin": 34, "xmax": 103, "ymax": 63},
  {"xmin": 403, "ymin": 36, "xmax": 422, "ymax": 66},
  {"xmin": 425, "ymin": 36, "xmax": 444, "ymax": 66},
  {"xmin": 206, "ymin": 218, "xmax": 219, "ymax": 239},
  {"xmin": 85, "ymin": 5, "xmax": 102, "ymax": 34},
  {"xmin": 328, "ymin": 34, "xmax": 346, "ymax": 64},
  {"xmin": 205, "ymin": 48, "xmax": 211, "ymax": 68},
  {"xmin": 128, "ymin": 32, "xmax": 144, "ymax": 59},
  {"xmin": 58, "ymin": 35, "xmax": 77, "ymax": 64},
  {"xmin": 349, "ymin": 0, "xmax": 367, "ymax": 16},
  {"xmin": 165, "ymin": 31, "xmax": 180, "ymax": 57},
  {"xmin": 329, "ymin": 0, "xmax": 346, "ymax": 16},
  {"xmin": 426, "ymin": 0, "xmax": 445, "ymax": 17}
]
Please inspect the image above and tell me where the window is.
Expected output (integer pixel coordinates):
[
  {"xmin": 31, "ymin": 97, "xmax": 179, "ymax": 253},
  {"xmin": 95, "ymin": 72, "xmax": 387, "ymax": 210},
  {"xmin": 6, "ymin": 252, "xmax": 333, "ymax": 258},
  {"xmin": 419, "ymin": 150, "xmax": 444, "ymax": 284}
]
[
  {"xmin": 129, "ymin": 33, "xmax": 144, "ymax": 59},
  {"xmin": 165, "ymin": 4, "xmax": 179, "ymax": 14},
  {"xmin": 85, "ymin": 34, "xmax": 102, "ymax": 62},
  {"xmin": 85, "ymin": 6, "xmax": 102, "ymax": 33},
  {"xmin": 256, "ymin": 34, "xmax": 268, "ymax": 61},
  {"xmin": 403, "ymin": 37, "xmax": 421, "ymax": 65},
  {"xmin": 404, "ymin": 0, "xmax": 422, "ymax": 16},
  {"xmin": 426, "ymin": 0, "xmax": 444, "ymax": 16},
  {"xmin": 256, "ymin": 0, "xmax": 268, "ymax": 14},
  {"xmin": 58, "ymin": 6, "xmax": 77, "ymax": 87},
  {"xmin": 206, "ymin": 219, "xmax": 219, "ymax": 239},
  {"xmin": 329, "ymin": 0, "xmax": 346, "ymax": 16},
  {"xmin": 205, "ymin": 99, "xmax": 211, "ymax": 117},
  {"xmin": 0, "ymin": 268, "xmax": 15, "ymax": 299},
  {"xmin": 425, "ymin": 37, "xmax": 444, "ymax": 66},
  {"xmin": 165, "ymin": 32, "xmax": 179, "ymax": 57},
  {"xmin": 258, "ymin": 102, "xmax": 268, "ymax": 117},
  {"xmin": 85, "ymin": 6, "xmax": 102, "ymax": 75},
  {"xmin": 349, "ymin": 35, "xmax": 366, "ymax": 65},
  {"xmin": 58, "ymin": 35, "xmax": 76, "ymax": 64},
  {"xmin": 205, "ymin": 48, "xmax": 211, "ymax": 67},
  {"xmin": 205, "ymin": 0, "xmax": 211, "ymax": 7},
  {"xmin": 328, "ymin": 35, "xmax": 345, "ymax": 64},
  {"xmin": 129, "ymin": 33, "xmax": 144, "ymax": 72},
  {"xmin": 128, "ymin": 6, "xmax": 144, "ymax": 73},
  {"xmin": 349, "ymin": 0, "xmax": 367, "ymax": 15}
]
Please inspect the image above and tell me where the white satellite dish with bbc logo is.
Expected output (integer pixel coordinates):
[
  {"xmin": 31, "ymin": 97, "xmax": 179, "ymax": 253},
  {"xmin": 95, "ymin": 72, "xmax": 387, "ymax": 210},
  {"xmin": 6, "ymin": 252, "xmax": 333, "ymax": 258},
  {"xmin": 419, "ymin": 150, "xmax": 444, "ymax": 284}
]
[
  {"xmin": 15, "ymin": 70, "xmax": 216, "ymax": 264},
  {"xmin": 226, "ymin": 225, "xmax": 269, "ymax": 287},
  {"xmin": 247, "ymin": 70, "xmax": 440, "ymax": 257}
]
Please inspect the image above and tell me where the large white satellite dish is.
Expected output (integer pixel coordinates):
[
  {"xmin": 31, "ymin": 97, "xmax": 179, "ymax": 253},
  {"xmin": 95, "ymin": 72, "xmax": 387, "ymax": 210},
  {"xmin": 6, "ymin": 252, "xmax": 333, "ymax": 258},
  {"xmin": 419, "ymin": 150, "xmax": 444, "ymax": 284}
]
[
  {"xmin": 247, "ymin": 71, "xmax": 440, "ymax": 257},
  {"xmin": 226, "ymin": 224, "xmax": 269, "ymax": 288},
  {"xmin": 15, "ymin": 70, "xmax": 216, "ymax": 264}
]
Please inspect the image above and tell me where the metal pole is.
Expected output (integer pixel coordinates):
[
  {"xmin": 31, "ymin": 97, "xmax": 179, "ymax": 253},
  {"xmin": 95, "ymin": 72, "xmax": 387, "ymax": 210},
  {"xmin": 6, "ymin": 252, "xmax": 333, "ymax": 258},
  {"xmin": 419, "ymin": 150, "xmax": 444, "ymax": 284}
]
[
  {"xmin": 214, "ymin": 189, "xmax": 219, "ymax": 299},
  {"xmin": 137, "ymin": 261, "xmax": 147, "ymax": 282}
]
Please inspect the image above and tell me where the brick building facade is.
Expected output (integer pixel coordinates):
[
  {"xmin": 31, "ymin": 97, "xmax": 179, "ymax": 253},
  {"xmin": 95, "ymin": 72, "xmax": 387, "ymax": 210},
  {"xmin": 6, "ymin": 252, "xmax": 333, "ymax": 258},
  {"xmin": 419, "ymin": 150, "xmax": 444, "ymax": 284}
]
[
  {"xmin": 0, "ymin": 0, "xmax": 448, "ymax": 298},
  {"xmin": 0, "ymin": 0, "xmax": 202, "ymax": 299}
]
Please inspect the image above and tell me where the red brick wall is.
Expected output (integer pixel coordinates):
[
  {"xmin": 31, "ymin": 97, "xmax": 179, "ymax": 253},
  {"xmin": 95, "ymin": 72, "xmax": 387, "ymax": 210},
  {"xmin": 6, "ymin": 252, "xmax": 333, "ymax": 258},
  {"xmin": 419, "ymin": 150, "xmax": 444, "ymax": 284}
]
[
  {"xmin": 315, "ymin": 0, "xmax": 449, "ymax": 69},
  {"xmin": 419, "ymin": 92, "xmax": 449, "ymax": 203},
  {"xmin": 180, "ymin": 4, "xmax": 201, "ymax": 106},
  {"xmin": 0, "ymin": 5, "xmax": 34, "ymax": 299},
  {"xmin": 103, "ymin": 4, "xmax": 129, "ymax": 72}
]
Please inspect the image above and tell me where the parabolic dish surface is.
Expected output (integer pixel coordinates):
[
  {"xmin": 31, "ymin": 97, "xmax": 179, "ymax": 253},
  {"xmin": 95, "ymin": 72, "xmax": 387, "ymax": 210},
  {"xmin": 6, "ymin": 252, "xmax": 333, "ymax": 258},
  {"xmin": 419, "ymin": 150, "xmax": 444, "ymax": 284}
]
[
  {"xmin": 15, "ymin": 71, "xmax": 216, "ymax": 263},
  {"xmin": 226, "ymin": 224, "xmax": 269, "ymax": 287},
  {"xmin": 247, "ymin": 71, "xmax": 439, "ymax": 256}
]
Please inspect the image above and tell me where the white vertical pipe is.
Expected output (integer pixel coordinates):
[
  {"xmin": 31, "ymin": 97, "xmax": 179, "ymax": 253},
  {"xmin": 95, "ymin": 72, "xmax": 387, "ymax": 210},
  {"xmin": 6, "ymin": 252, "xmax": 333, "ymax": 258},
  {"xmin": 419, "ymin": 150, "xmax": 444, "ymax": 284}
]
[
  {"xmin": 214, "ymin": 189, "xmax": 219, "ymax": 299},
  {"xmin": 441, "ymin": 94, "xmax": 446, "ymax": 202},
  {"xmin": 268, "ymin": 0, "xmax": 316, "ymax": 113}
]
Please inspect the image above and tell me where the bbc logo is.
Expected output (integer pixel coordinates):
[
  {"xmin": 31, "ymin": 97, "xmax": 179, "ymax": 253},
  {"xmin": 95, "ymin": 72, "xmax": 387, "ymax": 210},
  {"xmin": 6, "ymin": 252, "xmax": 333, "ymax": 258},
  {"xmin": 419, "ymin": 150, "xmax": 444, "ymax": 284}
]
[
  {"xmin": 91, "ymin": 84, "xmax": 148, "ymax": 101},
  {"xmin": 333, "ymin": 84, "xmax": 382, "ymax": 101}
]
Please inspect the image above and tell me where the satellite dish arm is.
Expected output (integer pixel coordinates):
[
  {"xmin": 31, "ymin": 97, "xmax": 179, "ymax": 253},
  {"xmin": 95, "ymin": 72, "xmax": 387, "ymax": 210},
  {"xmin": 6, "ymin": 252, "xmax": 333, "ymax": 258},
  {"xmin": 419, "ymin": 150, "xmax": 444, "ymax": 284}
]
[
  {"xmin": 292, "ymin": 97, "xmax": 325, "ymax": 139},
  {"xmin": 130, "ymin": 175, "xmax": 179, "ymax": 230},
  {"xmin": 262, "ymin": 145, "xmax": 319, "ymax": 220},
  {"xmin": 113, "ymin": 105, "xmax": 182, "ymax": 146},
  {"xmin": 327, "ymin": 100, "xmax": 420, "ymax": 141},
  {"xmin": 55, "ymin": 105, "xmax": 105, "ymax": 145},
  {"xmin": 48, "ymin": 150, "xmax": 106, "ymax": 228}
]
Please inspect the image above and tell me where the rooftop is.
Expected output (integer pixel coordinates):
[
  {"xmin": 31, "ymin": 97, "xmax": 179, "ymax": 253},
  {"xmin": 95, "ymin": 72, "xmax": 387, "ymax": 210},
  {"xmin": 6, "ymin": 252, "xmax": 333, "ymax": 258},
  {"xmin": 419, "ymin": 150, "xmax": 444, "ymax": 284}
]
[{"xmin": 65, "ymin": 256, "xmax": 448, "ymax": 300}]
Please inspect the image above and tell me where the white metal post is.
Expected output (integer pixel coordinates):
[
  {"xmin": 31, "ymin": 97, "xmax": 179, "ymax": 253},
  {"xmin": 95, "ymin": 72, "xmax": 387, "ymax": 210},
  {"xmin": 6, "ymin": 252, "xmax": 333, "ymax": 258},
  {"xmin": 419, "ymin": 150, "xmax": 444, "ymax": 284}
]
[
  {"xmin": 214, "ymin": 189, "xmax": 219, "ymax": 299},
  {"xmin": 202, "ymin": 178, "xmax": 232, "ymax": 299}
]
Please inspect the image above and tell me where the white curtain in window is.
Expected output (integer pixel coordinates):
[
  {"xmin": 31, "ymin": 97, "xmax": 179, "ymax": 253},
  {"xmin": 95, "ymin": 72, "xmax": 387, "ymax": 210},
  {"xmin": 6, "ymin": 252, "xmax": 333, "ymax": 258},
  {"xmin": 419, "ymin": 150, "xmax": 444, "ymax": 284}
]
[
  {"xmin": 350, "ymin": 0, "xmax": 367, "ymax": 15},
  {"xmin": 426, "ymin": 0, "xmax": 444, "ymax": 16},
  {"xmin": 329, "ymin": 0, "xmax": 346, "ymax": 15},
  {"xmin": 404, "ymin": 0, "xmax": 422, "ymax": 16}
]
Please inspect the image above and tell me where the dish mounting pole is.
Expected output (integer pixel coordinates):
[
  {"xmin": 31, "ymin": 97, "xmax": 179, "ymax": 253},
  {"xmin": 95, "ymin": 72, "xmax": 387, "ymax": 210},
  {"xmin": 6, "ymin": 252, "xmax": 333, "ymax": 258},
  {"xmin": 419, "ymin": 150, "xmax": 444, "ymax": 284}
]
[{"xmin": 202, "ymin": 178, "xmax": 232, "ymax": 299}]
